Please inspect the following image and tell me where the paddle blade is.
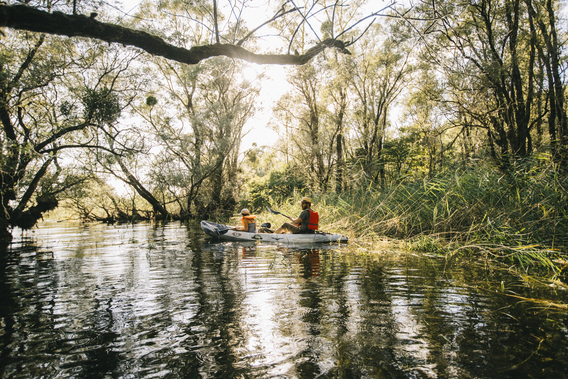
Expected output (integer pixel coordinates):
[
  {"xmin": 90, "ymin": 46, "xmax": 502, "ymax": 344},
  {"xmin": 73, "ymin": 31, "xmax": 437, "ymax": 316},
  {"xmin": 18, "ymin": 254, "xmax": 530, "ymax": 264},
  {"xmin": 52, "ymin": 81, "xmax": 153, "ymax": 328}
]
[
  {"xmin": 266, "ymin": 206, "xmax": 280, "ymax": 215},
  {"xmin": 266, "ymin": 207, "xmax": 290, "ymax": 219}
]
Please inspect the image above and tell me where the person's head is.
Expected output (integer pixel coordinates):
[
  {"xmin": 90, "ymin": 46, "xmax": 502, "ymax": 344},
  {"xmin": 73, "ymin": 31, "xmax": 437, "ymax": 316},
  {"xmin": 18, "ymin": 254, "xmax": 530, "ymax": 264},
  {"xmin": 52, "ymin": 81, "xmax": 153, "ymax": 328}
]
[
  {"xmin": 241, "ymin": 208, "xmax": 250, "ymax": 216},
  {"xmin": 300, "ymin": 197, "xmax": 312, "ymax": 210}
]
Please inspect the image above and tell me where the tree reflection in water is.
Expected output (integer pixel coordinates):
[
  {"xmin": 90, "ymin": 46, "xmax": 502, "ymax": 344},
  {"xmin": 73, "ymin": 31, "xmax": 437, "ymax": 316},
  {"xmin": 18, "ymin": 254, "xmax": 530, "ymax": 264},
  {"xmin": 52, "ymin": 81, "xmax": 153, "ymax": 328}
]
[{"xmin": 0, "ymin": 221, "xmax": 567, "ymax": 378}]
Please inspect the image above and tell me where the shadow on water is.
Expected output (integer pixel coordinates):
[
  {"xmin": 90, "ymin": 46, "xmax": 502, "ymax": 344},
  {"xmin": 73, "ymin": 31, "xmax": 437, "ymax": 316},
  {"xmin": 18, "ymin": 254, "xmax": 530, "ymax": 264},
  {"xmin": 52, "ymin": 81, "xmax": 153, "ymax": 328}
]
[{"xmin": 1, "ymin": 221, "xmax": 567, "ymax": 378}]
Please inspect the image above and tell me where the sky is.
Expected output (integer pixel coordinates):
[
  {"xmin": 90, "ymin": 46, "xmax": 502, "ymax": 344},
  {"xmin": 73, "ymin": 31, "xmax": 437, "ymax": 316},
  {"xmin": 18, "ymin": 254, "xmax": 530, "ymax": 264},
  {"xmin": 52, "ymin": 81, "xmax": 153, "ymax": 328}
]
[{"xmin": 240, "ymin": 65, "xmax": 288, "ymax": 150}]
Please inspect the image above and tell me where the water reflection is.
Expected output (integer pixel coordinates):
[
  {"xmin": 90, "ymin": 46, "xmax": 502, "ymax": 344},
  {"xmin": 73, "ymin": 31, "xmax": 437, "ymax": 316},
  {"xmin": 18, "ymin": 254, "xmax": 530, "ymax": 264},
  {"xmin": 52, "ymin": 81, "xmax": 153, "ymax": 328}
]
[
  {"xmin": 0, "ymin": 221, "xmax": 567, "ymax": 378},
  {"xmin": 298, "ymin": 250, "xmax": 320, "ymax": 278}
]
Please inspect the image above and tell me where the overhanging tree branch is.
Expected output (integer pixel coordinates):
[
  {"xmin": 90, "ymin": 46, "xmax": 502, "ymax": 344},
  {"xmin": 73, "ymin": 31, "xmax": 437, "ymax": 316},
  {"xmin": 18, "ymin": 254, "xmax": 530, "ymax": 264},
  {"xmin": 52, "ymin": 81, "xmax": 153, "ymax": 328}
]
[{"xmin": 0, "ymin": 5, "xmax": 350, "ymax": 65}]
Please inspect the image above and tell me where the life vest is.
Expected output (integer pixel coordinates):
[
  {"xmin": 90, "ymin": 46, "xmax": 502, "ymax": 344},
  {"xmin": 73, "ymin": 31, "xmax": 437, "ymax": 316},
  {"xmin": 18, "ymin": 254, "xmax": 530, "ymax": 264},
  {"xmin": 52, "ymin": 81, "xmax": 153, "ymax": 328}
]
[
  {"xmin": 307, "ymin": 209, "xmax": 319, "ymax": 231},
  {"xmin": 242, "ymin": 215, "xmax": 256, "ymax": 232}
]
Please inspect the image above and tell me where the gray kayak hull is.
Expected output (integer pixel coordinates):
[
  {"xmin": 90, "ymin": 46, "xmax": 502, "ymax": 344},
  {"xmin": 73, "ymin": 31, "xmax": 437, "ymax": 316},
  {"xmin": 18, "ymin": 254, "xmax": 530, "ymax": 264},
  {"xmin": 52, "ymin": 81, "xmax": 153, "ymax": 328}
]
[{"xmin": 200, "ymin": 220, "xmax": 348, "ymax": 244}]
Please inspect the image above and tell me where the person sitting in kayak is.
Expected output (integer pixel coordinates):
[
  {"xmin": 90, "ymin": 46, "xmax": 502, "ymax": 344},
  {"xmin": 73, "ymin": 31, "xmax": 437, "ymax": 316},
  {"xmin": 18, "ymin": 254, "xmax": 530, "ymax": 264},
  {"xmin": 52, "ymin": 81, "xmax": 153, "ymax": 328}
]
[
  {"xmin": 234, "ymin": 208, "xmax": 257, "ymax": 232},
  {"xmin": 274, "ymin": 197, "xmax": 319, "ymax": 234}
]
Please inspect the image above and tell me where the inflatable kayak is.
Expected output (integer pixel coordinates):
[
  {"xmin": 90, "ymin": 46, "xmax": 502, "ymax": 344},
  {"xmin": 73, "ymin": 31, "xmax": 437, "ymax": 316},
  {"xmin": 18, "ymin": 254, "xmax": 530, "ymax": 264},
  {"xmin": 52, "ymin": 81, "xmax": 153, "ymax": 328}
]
[{"xmin": 200, "ymin": 220, "xmax": 348, "ymax": 244}]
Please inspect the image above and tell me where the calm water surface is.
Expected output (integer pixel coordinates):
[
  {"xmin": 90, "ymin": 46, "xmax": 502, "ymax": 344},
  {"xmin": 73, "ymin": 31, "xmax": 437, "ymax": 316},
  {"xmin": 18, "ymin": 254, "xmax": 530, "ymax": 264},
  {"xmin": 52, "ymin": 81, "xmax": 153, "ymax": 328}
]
[{"xmin": 1, "ymin": 221, "xmax": 567, "ymax": 378}]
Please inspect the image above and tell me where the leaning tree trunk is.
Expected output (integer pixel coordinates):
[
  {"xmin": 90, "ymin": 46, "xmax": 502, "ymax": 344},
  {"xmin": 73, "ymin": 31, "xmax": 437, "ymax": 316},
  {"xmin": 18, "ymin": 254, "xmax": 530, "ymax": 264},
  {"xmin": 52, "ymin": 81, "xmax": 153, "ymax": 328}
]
[{"xmin": 117, "ymin": 158, "xmax": 168, "ymax": 219}]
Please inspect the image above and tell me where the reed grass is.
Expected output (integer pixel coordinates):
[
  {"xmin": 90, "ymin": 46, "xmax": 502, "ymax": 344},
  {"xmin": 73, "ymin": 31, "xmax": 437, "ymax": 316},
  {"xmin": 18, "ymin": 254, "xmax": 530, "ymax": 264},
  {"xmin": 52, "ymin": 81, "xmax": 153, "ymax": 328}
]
[{"xmin": 262, "ymin": 157, "xmax": 568, "ymax": 280}]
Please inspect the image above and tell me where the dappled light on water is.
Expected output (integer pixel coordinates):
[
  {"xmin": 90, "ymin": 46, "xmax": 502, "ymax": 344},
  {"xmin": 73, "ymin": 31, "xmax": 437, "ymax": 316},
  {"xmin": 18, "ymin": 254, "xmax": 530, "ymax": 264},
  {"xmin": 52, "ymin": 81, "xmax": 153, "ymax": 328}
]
[{"xmin": 1, "ymin": 221, "xmax": 567, "ymax": 378}]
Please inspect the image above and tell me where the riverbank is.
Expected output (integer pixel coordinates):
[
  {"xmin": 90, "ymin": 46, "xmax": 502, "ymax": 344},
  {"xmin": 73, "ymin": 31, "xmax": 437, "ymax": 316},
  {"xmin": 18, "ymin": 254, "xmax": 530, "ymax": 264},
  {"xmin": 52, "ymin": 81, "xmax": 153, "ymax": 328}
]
[{"xmin": 259, "ymin": 163, "xmax": 567, "ymax": 284}]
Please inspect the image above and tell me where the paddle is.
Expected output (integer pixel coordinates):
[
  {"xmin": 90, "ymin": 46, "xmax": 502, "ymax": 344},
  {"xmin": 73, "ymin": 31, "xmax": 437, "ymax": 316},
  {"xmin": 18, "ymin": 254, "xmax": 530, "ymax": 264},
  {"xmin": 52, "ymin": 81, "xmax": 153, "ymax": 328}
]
[
  {"xmin": 203, "ymin": 221, "xmax": 236, "ymax": 235},
  {"xmin": 266, "ymin": 207, "xmax": 293, "ymax": 220},
  {"xmin": 215, "ymin": 226, "xmax": 236, "ymax": 235}
]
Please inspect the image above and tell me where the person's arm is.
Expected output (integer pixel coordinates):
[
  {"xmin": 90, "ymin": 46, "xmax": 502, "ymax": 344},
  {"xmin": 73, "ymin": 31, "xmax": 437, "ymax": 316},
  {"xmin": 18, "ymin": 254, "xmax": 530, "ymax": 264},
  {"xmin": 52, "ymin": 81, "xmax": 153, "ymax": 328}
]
[
  {"xmin": 289, "ymin": 215, "xmax": 303, "ymax": 225},
  {"xmin": 290, "ymin": 210, "xmax": 309, "ymax": 226},
  {"xmin": 233, "ymin": 220, "xmax": 245, "ymax": 231}
]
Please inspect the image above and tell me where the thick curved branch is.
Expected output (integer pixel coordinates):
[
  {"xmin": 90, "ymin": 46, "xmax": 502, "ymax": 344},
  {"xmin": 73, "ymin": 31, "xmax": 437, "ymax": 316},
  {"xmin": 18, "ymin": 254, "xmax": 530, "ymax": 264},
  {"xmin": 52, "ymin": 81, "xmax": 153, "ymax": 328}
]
[
  {"xmin": 0, "ymin": 5, "xmax": 349, "ymax": 65},
  {"xmin": 34, "ymin": 120, "xmax": 94, "ymax": 152}
]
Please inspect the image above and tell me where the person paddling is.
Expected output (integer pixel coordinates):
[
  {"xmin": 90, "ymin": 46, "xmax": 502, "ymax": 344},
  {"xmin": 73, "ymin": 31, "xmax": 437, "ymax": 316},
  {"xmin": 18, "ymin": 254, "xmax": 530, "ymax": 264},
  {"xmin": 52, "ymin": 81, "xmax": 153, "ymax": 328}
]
[
  {"xmin": 274, "ymin": 197, "xmax": 318, "ymax": 234},
  {"xmin": 234, "ymin": 209, "xmax": 256, "ymax": 232}
]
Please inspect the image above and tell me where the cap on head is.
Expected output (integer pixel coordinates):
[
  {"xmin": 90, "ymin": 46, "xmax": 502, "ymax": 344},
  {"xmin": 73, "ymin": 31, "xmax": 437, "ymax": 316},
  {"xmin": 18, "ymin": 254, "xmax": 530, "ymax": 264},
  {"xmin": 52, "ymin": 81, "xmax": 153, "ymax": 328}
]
[
  {"xmin": 241, "ymin": 208, "xmax": 250, "ymax": 215},
  {"xmin": 299, "ymin": 197, "xmax": 312, "ymax": 204}
]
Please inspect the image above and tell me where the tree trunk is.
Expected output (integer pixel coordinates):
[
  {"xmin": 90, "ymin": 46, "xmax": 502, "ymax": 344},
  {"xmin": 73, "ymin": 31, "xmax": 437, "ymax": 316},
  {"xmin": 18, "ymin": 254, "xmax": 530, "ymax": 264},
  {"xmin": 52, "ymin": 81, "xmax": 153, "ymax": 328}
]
[
  {"xmin": 335, "ymin": 87, "xmax": 347, "ymax": 192},
  {"xmin": 117, "ymin": 158, "xmax": 168, "ymax": 219},
  {"xmin": 336, "ymin": 133, "xmax": 344, "ymax": 192}
]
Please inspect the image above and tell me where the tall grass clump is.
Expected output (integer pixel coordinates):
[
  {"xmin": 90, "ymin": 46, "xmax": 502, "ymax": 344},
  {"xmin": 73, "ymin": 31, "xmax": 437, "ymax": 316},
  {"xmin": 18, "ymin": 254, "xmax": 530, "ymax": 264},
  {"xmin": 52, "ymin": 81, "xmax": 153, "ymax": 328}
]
[{"xmin": 297, "ymin": 156, "xmax": 567, "ymax": 277}]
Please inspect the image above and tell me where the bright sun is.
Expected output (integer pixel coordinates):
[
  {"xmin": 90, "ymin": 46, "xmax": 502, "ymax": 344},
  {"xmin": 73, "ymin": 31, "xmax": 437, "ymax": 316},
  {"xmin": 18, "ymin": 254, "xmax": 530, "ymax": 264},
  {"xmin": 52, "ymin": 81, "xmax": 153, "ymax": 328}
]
[{"xmin": 242, "ymin": 65, "xmax": 259, "ymax": 82}]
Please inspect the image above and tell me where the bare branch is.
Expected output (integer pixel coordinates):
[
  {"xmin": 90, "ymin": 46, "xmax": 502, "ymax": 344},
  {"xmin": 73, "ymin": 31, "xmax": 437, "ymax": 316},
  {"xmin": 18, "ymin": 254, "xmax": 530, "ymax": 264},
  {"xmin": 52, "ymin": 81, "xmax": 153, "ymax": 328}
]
[
  {"xmin": 39, "ymin": 144, "xmax": 128, "ymax": 156},
  {"xmin": 290, "ymin": 0, "xmax": 324, "ymax": 44},
  {"xmin": 337, "ymin": 2, "xmax": 396, "ymax": 44},
  {"xmin": 237, "ymin": 5, "xmax": 300, "ymax": 46},
  {"xmin": 287, "ymin": 1, "xmax": 338, "ymax": 54},
  {"xmin": 9, "ymin": 34, "xmax": 45, "ymax": 91}
]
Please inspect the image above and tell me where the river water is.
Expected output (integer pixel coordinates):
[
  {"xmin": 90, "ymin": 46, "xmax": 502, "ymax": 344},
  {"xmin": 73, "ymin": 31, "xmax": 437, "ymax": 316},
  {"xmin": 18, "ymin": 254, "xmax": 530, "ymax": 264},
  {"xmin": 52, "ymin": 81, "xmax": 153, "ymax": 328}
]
[{"xmin": 0, "ymin": 221, "xmax": 567, "ymax": 378}]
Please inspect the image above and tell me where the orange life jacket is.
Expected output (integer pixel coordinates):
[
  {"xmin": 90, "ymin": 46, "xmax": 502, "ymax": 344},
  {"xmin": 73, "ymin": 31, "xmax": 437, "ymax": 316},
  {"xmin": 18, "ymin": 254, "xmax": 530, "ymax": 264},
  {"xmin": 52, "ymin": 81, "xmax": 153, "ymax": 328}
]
[
  {"xmin": 307, "ymin": 209, "xmax": 319, "ymax": 231},
  {"xmin": 242, "ymin": 215, "xmax": 256, "ymax": 232}
]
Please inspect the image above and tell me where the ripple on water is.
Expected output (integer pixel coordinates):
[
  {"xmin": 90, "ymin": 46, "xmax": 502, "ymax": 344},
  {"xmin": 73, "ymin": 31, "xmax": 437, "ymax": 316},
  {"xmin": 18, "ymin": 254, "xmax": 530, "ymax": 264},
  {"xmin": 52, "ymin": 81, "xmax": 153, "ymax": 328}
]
[{"xmin": 2, "ymin": 221, "xmax": 568, "ymax": 378}]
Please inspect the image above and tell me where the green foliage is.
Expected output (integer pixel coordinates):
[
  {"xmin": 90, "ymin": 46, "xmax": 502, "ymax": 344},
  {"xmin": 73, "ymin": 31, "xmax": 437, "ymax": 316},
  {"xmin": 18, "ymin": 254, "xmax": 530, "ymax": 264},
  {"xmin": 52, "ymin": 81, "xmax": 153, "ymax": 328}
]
[
  {"xmin": 146, "ymin": 95, "xmax": 158, "ymax": 106},
  {"xmin": 56, "ymin": 175, "xmax": 148, "ymax": 222},
  {"xmin": 81, "ymin": 87, "xmax": 121, "ymax": 124},
  {"xmin": 0, "ymin": 30, "xmax": 141, "ymax": 236},
  {"xmin": 247, "ymin": 165, "xmax": 307, "ymax": 211},
  {"xmin": 405, "ymin": 235, "xmax": 448, "ymax": 255},
  {"xmin": 321, "ymin": 20, "xmax": 333, "ymax": 40},
  {"xmin": 305, "ymin": 156, "xmax": 567, "ymax": 276}
]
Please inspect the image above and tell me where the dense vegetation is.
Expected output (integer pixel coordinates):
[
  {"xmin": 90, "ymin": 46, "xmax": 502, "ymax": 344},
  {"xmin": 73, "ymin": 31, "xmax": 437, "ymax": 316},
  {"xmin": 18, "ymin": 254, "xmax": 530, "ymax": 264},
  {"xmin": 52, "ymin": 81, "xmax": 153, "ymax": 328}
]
[{"xmin": 1, "ymin": 0, "xmax": 566, "ymax": 278}]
